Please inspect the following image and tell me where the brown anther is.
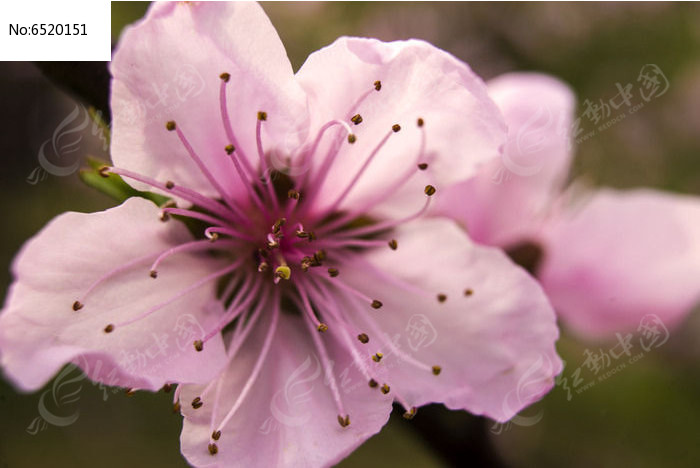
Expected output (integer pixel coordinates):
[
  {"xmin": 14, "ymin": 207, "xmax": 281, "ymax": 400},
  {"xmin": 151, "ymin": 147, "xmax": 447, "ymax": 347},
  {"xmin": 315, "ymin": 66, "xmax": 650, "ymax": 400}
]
[
  {"xmin": 150, "ymin": 270, "xmax": 158, "ymax": 279},
  {"xmin": 125, "ymin": 388, "xmax": 136, "ymax": 396},
  {"xmin": 368, "ymin": 379, "xmax": 378, "ymax": 388},
  {"xmin": 98, "ymin": 166, "xmax": 110, "ymax": 178},
  {"xmin": 209, "ymin": 232, "xmax": 219, "ymax": 243},
  {"xmin": 296, "ymin": 230, "xmax": 309, "ymax": 239},
  {"xmin": 372, "ymin": 352, "xmax": 384, "ymax": 363},
  {"xmin": 351, "ymin": 114, "xmax": 363, "ymax": 125},
  {"xmin": 327, "ymin": 268, "xmax": 339, "ymax": 278},
  {"xmin": 374, "ymin": 80, "xmax": 382, "ymax": 91},
  {"xmin": 392, "ymin": 124, "xmax": 401, "ymax": 133},
  {"xmin": 347, "ymin": 134, "xmax": 357, "ymax": 144},
  {"xmin": 357, "ymin": 333, "xmax": 369, "ymax": 344},
  {"xmin": 162, "ymin": 383, "xmax": 172, "ymax": 393},
  {"xmin": 308, "ymin": 231, "xmax": 317, "ymax": 242},
  {"xmin": 159, "ymin": 211, "xmax": 170, "ymax": 222},
  {"xmin": 194, "ymin": 340, "xmax": 204, "ymax": 352},
  {"xmin": 104, "ymin": 324, "xmax": 114, "ymax": 333},
  {"xmin": 403, "ymin": 407, "xmax": 417, "ymax": 420},
  {"xmin": 166, "ymin": 121, "xmax": 176, "ymax": 131},
  {"xmin": 173, "ymin": 402, "xmax": 181, "ymax": 413},
  {"xmin": 371, "ymin": 300, "xmax": 383, "ymax": 309},
  {"xmin": 272, "ymin": 218, "xmax": 287, "ymax": 233},
  {"xmin": 417, "ymin": 163, "xmax": 428, "ymax": 171},
  {"xmin": 315, "ymin": 249, "xmax": 327, "ymax": 261},
  {"xmin": 337, "ymin": 414, "xmax": 350, "ymax": 428},
  {"xmin": 424, "ymin": 185, "xmax": 436, "ymax": 196},
  {"xmin": 417, "ymin": 117, "xmax": 424, "ymax": 127},
  {"xmin": 317, "ymin": 323, "xmax": 329, "ymax": 333},
  {"xmin": 388, "ymin": 239, "xmax": 398, "ymax": 250},
  {"xmin": 165, "ymin": 180, "xmax": 175, "ymax": 189},
  {"xmin": 208, "ymin": 443, "xmax": 218, "ymax": 455},
  {"xmin": 437, "ymin": 293, "xmax": 447, "ymax": 303},
  {"xmin": 224, "ymin": 144, "xmax": 235, "ymax": 155},
  {"xmin": 212, "ymin": 430, "xmax": 221, "ymax": 441},
  {"xmin": 72, "ymin": 301, "xmax": 83, "ymax": 311},
  {"xmin": 380, "ymin": 384, "xmax": 390, "ymax": 394},
  {"xmin": 192, "ymin": 397, "xmax": 203, "ymax": 409},
  {"xmin": 464, "ymin": 288, "xmax": 474, "ymax": 297},
  {"xmin": 288, "ymin": 189, "xmax": 300, "ymax": 200},
  {"xmin": 258, "ymin": 261, "xmax": 269, "ymax": 272},
  {"xmin": 257, "ymin": 111, "xmax": 267, "ymax": 121},
  {"xmin": 219, "ymin": 72, "xmax": 231, "ymax": 82},
  {"xmin": 432, "ymin": 365, "xmax": 442, "ymax": 376}
]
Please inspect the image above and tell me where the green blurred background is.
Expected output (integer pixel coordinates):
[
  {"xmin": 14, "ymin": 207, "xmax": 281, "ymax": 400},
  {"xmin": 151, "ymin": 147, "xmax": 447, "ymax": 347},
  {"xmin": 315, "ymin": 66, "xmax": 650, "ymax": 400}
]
[{"xmin": 1, "ymin": 2, "xmax": 699, "ymax": 467}]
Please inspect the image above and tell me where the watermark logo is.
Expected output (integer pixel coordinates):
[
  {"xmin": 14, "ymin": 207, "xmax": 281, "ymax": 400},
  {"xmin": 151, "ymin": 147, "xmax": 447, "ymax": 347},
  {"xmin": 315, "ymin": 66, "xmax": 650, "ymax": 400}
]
[{"xmin": 405, "ymin": 314, "xmax": 437, "ymax": 352}]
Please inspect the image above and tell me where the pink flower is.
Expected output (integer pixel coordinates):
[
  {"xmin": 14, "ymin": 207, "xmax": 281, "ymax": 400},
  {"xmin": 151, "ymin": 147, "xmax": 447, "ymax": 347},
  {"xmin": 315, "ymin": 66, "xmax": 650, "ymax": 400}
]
[
  {"xmin": 438, "ymin": 72, "xmax": 700, "ymax": 338},
  {"xmin": 0, "ymin": 3, "xmax": 562, "ymax": 466}
]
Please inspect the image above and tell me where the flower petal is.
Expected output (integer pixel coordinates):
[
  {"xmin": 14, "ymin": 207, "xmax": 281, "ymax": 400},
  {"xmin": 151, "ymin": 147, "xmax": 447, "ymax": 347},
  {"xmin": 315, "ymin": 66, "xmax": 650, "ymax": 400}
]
[
  {"xmin": 110, "ymin": 2, "xmax": 309, "ymax": 200},
  {"xmin": 337, "ymin": 218, "xmax": 561, "ymax": 422},
  {"xmin": 179, "ymin": 312, "xmax": 392, "ymax": 467},
  {"xmin": 0, "ymin": 197, "xmax": 228, "ymax": 391},
  {"xmin": 294, "ymin": 37, "xmax": 506, "ymax": 216},
  {"xmin": 539, "ymin": 188, "xmax": 700, "ymax": 337},
  {"xmin": 436, "ymin": 73, "xmax": 575, "ymax": 247}
]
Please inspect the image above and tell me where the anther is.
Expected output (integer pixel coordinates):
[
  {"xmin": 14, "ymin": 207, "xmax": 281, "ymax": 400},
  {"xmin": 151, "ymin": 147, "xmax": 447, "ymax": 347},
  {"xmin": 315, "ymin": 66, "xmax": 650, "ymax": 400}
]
[
  {"xmin": 374, "ymin": 80, "xmax": 382, "ymax": 91},
  {"xmin": 327, "ymin": 268, "xmax": 339, "ymax": 278},
  {"xmin": 417, "ymin": 117, "xmax": 424, "ymax": 127},
  {"xmin": 347, "ymin": 134, "xmax": 357, "ymax": 144},
  {"xmin": 417, "ymin": 163, "xmax": 428, "ymax": 171},
  {"xmin": 371, "ymin": 300, "xmax": 383, "ymax": 309},
  {"xmin": 388, "ymin": 239, "xmax": 398, "ymax": 250},
  {"xmin": 224, "ymin": 144, "xmax": 235, "ymax": 155},
  {"xmin": 173, "ymin": 402, "xmax": 181, "ymax": 413},
  {"xmin": 380, "ymin": 384, "xmax": 390, "ymax": 394},
  {"xmin": 437, "ymin": 293, "xmax": 447, "ymax": 303},
  {"xmin": 424, "ymin": 185, "xmax": 437, "ymax": 196},
  {"xmin": 208, "ymin": 443, "xmax": 218, "ymax": 455},
  {"xmin": 258, "ymin": 261, "xmax": 269, "ymax": 272},
  {"xmin": 194, "ymin": 340, "xmax": 204, "ymax": 352},
  {"xmin": 98, "ymin": 166, "xmax": 110, "ymax": 178},
  {"xmin": 150, "ymin": 270, "xmax": 158, "ymax": 279},
  {"xmin": 288, "ymin": 189, "xmax": 300, "ymax": 200},
  {"xmin": 192, "ymin": 397, "xmax": 203, "ymax": 409},
  {"xmin": 337, "ymin": 414, "xmax": 350, "ymax": 428},
  {"xmin": 257, "ymin": 111, "xmax": 267, "ymax": 121},
  {"xmin": 317, "ymin": 323, "xmax": 329, "ymax": 333},
  {"xmin": 372, "ymin": 352, "xmax": 384, "ymax": 363},
  {"xmin": 403, "ymin": 407, "xmax": 417, "ymax": 420},
  {"xmin": 275, "ymin": 265, "xmax": 291, "ymax": 281},
  {"xmin": 208, "ymin": 232, "xmax": 219, "ymax": 243},
  {"xmin": 219, "ymin": 72, "xmax": 231, "ymax": 82},
  {"xmin": 392, "ymin": 124, "xmax": 401, "ymax": 133},
  {"xmin": 162, "ymin": 383, "xmax": 172, "ymax": 393},
  {"xmin": 104, "ymin": 324, "xmax": 114, "ymax": 333},
  {"xmin": 159, "ymin": 211, "xmax": 170, "ymax": 222},
  {"xmin": 351, "ymin": 114, "xmax": 363, "ymax": 125},
  {"xmin": 165, "ymin": 180, "xmax": 175, "ymax": 189},
  {"xmin": 314, "ymin": 250, "xmax": 327, "ymax": 261},
  {"xmin": 166, "ymin": 121, "xmax": 176, "ymax": 131},
  {"xmin": 432, "ymin": 365, "xmax": 442, "ymax": 376},
  {"xmin": 368, "ymin": 379, "xmax": 378, "ymax": 388},
  {"xmin": 464, "ymin": 288, "xmax": 473, "ymax": 296},
  {"xmin": 272, "ymin": 218, "xmax": 287, "ymax": 233},
  {"xmin": 212, "ymin": 430, "xmax": 221, "ymax": 441},
  {"xmin": 125, "ymin": 388, "xmax": 136, "ymax": 396},
  {"xmin": 72, "ymin": 301, "xmax": 83, "ymax": 311},
  {"xmin": 357, "ymin": 333, "xmax": 369, "ymax": 344}
]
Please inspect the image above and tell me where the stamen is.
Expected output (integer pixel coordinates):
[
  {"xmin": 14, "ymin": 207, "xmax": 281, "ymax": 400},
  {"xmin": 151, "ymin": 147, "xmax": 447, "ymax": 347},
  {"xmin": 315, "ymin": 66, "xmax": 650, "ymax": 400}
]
[
  {"xmin": 357, "ymin": 333, "xmax": 369, "ymax": 344},
  {"xmin": 417, "ymin": 163, "xmax": 428, "ymax": 171},
  {"xmin": 149, "ymin": 238, "xmax": 236, "ymax": 276},
  {"xmin": 327, "ymin": 267, "xmax": 339, "ymax": 278},
  {"xmin": 464, "ymin": 288, "xmax": 474, "ymax": 297},
  {"xmin": 192, "ymin": 396, "xmax": 203, "ymax": 409},
  {"xmin": 213, "ymin": 298, "xmax": 280, "ymax": 433},
  {"xmin": 437, "ymin": 293, "xmax": 447, "ymax": 303},
  {"xmin": 256, "ymin": 111, "xmax": 278, "ymax": 211},
  {"xmin": 374, "ymin": 80, "xmax": 382, "ymax": 91},
  {"xmin": 380, "ymin": 383, "xmax": 390, "ymax": 394},
  {"xmin": 351, "ymin": 114, "xmax": 363, "ymax": 125},
  {"xmin": 388, "ymin": 239, "xmax": 398, "ymax": 250},
  {"xmin": 432, "ymin": 366, "xmax": 442, "ymax": 375},
  {"xmin": 372, "ymin": 352, "xmax": 384, "ymax": 362},
  {"xmin": 337, "ymin": 414, "xmax": 351, "ymax": 428},
  {"xmin": 403, "ymin": 407, "xmax": 418, "ymax": 420}
]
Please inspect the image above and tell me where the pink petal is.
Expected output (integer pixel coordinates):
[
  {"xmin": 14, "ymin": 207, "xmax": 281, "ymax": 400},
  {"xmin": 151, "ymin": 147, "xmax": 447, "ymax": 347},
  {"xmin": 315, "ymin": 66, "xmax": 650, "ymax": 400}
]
[
  {"xmin": 338, "ymin": 218, "xmax": 561, "ymax": 422},
  {"xmin": 0, "ymin": 198, "xmax": 228, "ymax": 391},
  {"xmin": 436, "ymin": 73, "xmax": 575, "ymax": 247},
  {"xmin": 294, "ymin": 37, "xmax": 506, "ymax": 216},
  {"xmin": 110, "ymin": 2, "xmax": 308, "ymax": 200},
  {"xmin": 179, "ymin": 313, "xmax": 392, "ymax": 467},
  {"xmin": 539, "ymin": 188, "xmax": 700, "ymax": 337}
]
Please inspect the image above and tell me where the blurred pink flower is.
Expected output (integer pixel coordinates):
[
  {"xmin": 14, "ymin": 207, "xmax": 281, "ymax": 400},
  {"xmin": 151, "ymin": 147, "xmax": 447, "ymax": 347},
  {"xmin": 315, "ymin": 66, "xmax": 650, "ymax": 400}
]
[
  {"xmin": 0, "ymin": 3, "xmax": 562, "ymax": 466},
  {"xmin": 438, "ymin": 72, "xmax": 700, "ymax": 338}
]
